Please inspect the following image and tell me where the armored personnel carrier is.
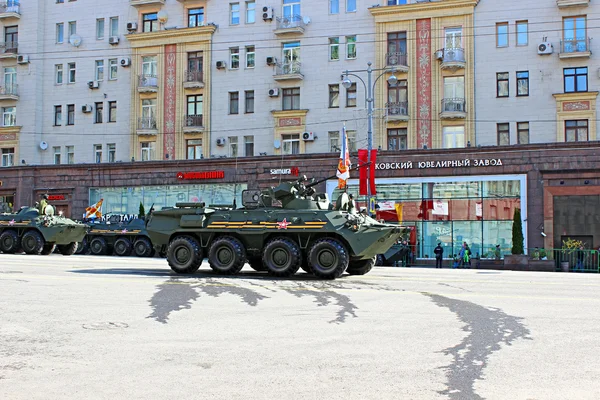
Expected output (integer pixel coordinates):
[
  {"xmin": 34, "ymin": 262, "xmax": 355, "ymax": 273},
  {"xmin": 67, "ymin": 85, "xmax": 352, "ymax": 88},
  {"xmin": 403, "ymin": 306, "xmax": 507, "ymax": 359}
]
[
  {"xmin": 0, "ymin": 206, "xmax": 87, "ymax": 255},
  {"xmin": 146, "ymin": 176, "xmax": 406, "ymax": 279}
]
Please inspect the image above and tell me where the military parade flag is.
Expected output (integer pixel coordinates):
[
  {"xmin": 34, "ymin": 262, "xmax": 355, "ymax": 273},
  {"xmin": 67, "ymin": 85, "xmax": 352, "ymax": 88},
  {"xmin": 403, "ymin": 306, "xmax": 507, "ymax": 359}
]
[
  {"xmin": 336, "ymin": 125, "xmax": 351, "ymax": 189},
  {"xmin": 84, "ymin": 199, "xmax": 103, "ymax": 220},
  {"xmin": 357, "ymin": 149, "xmax": 377, "ymax": 196}
]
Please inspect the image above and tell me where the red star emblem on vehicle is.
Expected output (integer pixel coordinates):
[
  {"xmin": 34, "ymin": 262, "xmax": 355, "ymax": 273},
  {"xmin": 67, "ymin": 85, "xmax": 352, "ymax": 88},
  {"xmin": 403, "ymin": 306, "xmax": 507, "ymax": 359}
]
[
  {"xmin": 277, "ymin": 218, "xmax": 291, "ymax": 229},
  {"xmin": 8, "ymin": 219, "xmax": 15, "ymax": 225},
  {"xmin": 121, "ymin": 229, "xmax": 128, "ymax": 233}
]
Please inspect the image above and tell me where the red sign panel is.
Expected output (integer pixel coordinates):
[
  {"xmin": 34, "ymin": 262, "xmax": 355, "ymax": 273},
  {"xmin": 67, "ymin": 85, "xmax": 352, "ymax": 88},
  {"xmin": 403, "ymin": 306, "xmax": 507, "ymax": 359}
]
[
  {"xmin": 48, "ymin": 195, "xmax": 66, "ymax": 201},
  {"xmin": 177, "ymin": 171, "xmax": 225, "ymax": 180}
]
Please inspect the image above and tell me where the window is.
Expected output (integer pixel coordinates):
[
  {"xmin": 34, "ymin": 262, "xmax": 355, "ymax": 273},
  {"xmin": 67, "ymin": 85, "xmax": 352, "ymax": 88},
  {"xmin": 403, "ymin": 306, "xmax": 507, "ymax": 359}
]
[
  {"xmin": 245, "ymin": 46, "xmax": 255, "ymax": 68},
  {"xmin": 186, "ymin": 95, "xmax": 203, "ymax": 126},
  {"xmin": 96, "ymin": 18, "xmax": 104, "ymax": 40},
  {"xmin": 230, "ymin": 47, "xmax": 240, "ymax": 69},
  {"xmin": 2, "ymin": 107, "xmax": 15, "ymax": 127},
  {"xmin": 565, "ymin": 120, "xmax": 588, "ymax": 142},
  {"xmin": 496, "ymin": 72, "xmax": 509, "ymax": 97},
  {"xmin": 443, "ymin": 76, "xmax": 465, "ymax": 107},
  {"xmin": 346, "ymin": 82, "xmax": 357, "ymax": 107},
  {"xmin": 141, "ymin": 142, "xmax": 155, "ymax": 161},
  {"xmin": 107, "ymin": 144, "xmax": 116, "ymax": 163},
  {"xmin": 68, "ymin": 62, "xmax": 76, "ymax": 83},
  {"xmin": 329, "ymin": 84, "xmax": 339, "ymax": 108},
  {"xmin": 109, "ymin": 59, "xmax": 118, "ymax": 80},
  {"xmin": 516, "ymin": 21, "xmax": 528, "ymax": 46},
  {"xmin": 496, "ymin": 22, "xmax": 508, "ymax": 47},
  {"xmin": 52, "ymin": 146, "xmax": 61, "ymax": 165},
  {"xmin": 246, "ymin": 1, "xmax": 255, "ymax": 23},
  {"xmin": 94, "ymin": 102, "xmax": 103, "ymax": 123},
  {"xmin": 4, "ymin": 67, "xmax": 15, "ymax": 93},
  {"xmin": 142, "ymin": 13, "xmax": 158, "ymax": 32},
  {"xmin": 56, "ymin": 0, "xmax": 64, "ymax": 2},
  {"xmin": 188, "ymin": 52, "xmax": 203, "ymax": 75},
  {"xmin": 110, "ymin": 17, "xmax": 119, "ymax": 37},
  {"xmin": 231, "ymin": 3, "xmax": 240, "ymax": 25},
  {"xmin": 66, "ymin": 146, "xmax": 74, "ymax": 164},
  {"xmin": 387, "ymin": 128, "xmax": 407, "ymax": 150},
  {"xmin": 142, "ymin": 56, "xmax": 157, "ymax": 77},
  {"xmin": 67, "ymin": 104, "xmax": 74, "ymax": 125},
  {"xmin": 517, "ymin": 122, "xmax": 529, "ymax": 144},
  {"xmin": 329, "ymin": 131, "xmax": 339, "ymax": 152},
  {"xmin": 387, "ymin": 32, "xmax": 407, "ymax": 56},
  {"xmin": 188, "ymin": 8, "xmax": 204, "ymax": 27},
  {"xmin": 54, "ymin": 105, "xmax": 62, "ymax": 126},
  {"xmin": 108, "ymin": 101, "xmax": 117, "ymax": 122},
  {"xmin": 442, "ymin": 126, "xmax": 465, "ymax": 149},
  {"xmin": 497, "ymin": 123, "xmax": 510, "ymax": 146},
  {"xmin": 329, "ymin": 37, "xmax": 339, "ymax": 61},
  {"xmin": 346, "ymin": 36, "xmax": 357, "ymax": 59},
  {"xmin": 516, "ymin": 71, "xmax": 529, "ymax": 96},
  {"xmin": 95, "ymin": 60, "xmax": 104, "ymax": 81},
  {"xmin": 229, "ymin": 92, "xmax": 239, "ymax": 114},
  {"xmin": 282, "ymin": 87, "xmax": 300, "ymax": 110},
  {"xmin": 229, "ymin": 136, "xmax": 239, "ymax": 157},
  {"xmin": 55, "ymin": 64, "xmax": 63, "ymax": 84},
  {"xmin": 563, "ymin": 16, "xmax": 587, "ymax": 53},
  {"xmin": 1, "ymin": 148, "xmax": 14, "ymax": 167},
  {"xmin": 141, "ymin": 99, "xmax": 156, "ymax": 126},
  {"xmin": 244, "ymin": 136, "xmax": 254, "ymax": 157},
  {"xmin": 56, "ymin": 23, "xmax": 64, "ymax": 43},
  {"xmin": 346, "ymin": 130, "xmax": 357, "ymax": 152},
  {"xmin": 564, "ymin": 67, "xmax": 587, "ymax": 93},
  {"xmin": 346, "ymin": 0, "xmax": 356, "ymax": 12},
  {"xmin": 68, "ymin": 21, "xmax": 76, "ymax": 37},
  {"xmin": 330, "ymin": 0, "xmax": 339, "ymax": 14},
  {"xmin": 282, "ymin": 134, "xmax": 300, "ymax": 155},
  {"xmin": 94, "ymin": 144, "xmax": 102, "ymax": 163},
  {"xmin": 388, "ymin": 80, "xmax": 408, "ymax": 115},
  {"xmin": 245, "ymin": 90, "xmax": 254, "ymax": 113},
  {"xmin": 283, "ymin": 0, "xmax": 301, "ymax": 20},
  {"xmin": 4, "ymin": 26, "xmax": 17, "ymax": 53},
  {"xmin": 445, "ymin": 27, "xmax": 462, "ymax": 49},
  {"xmin": 186, "ymin": 139, "xmax": 203, "ymax": 160}
]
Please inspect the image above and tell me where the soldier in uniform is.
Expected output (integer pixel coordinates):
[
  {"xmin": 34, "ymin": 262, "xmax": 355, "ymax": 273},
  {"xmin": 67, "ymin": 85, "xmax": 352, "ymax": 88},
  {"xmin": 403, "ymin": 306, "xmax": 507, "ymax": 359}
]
[{"xmin": 38, "ymin": 194, "xmax": 49, "ymax": 215}]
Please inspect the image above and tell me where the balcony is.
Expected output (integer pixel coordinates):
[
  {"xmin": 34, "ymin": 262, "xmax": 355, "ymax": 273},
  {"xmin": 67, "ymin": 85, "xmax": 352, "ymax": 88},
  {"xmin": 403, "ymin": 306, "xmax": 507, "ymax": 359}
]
[
  {"xmin": 437, "ymin": 47, "xmax": 465, "ymax": 71},
  {"xmin": 386, "ymin": 102, "xmax": 409, "ymax": 121},
  {"xmin": 130, "ymin": 0, "xmax": 165, "ymax": 6},
  {"xmin": 0, "ymin": 84, "xmax": 18, "ymax": 100},
  {"xmin": 183, "ymin": 70, "xmax": 204, "ymax": 89},
  {"xmin": 557, "ymin": 0, "xmax": 589, "ymax": 7},
  {"xmin": 0, "ymin": 1, "xmax": 20, "ymax": 19},
  {"xmin": 183, "ymin": 114, "xmax": 204, "ymax": 133},
  {"xmin": 385, "ymin": 52, "xmax": 409, "ymax": 72},
  {"xmin": 0, "ymin": 41, "xmax": 17, "ymax": 59},
  {"xmin": 138, "ymin": 74, "xmax": 158, "ymax": 93},
  {"xmin": 273, "ymin": 61, "xmax": 303, "ymax": 81},
  {"xmin": 440, "ymin": 98, "xmax": 466, "ymax": 119},
  {"xmin": 137, "ymin": 117, "xmax": 157, "ymax": 135},
  {"xmin": 274, "ymin": 15, "xmax": 306, "ymax": 35},
  {"xmin": 559, "ymin": 38, "xmax": 591, "ymax": 59}
]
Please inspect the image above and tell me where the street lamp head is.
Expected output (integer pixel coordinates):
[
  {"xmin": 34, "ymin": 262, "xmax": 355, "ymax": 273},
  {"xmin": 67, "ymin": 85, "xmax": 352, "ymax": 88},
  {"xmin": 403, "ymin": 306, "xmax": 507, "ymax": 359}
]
[
  {"xmin": 341, "ymin": 77, "xmax": 353, "ymax": 89},
  {"xmin": 387, "ymin": 74, "xmax": 398, "ymax": 86}
]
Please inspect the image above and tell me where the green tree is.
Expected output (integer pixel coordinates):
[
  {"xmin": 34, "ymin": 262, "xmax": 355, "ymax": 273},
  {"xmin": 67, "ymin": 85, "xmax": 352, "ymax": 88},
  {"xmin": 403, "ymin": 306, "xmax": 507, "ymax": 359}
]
[
  {"xmin": 511, "ymin": 208, "xmax": 524, "ymax": 254},
  {"xmin": 138, "ymin": 202, "xmax": 145, "ymax": 219}
]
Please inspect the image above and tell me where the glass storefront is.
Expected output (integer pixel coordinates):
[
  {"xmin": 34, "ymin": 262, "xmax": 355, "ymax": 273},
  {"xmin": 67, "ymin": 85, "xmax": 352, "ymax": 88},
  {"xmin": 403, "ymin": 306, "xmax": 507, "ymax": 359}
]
[
  {"xmin": 328, "ymin": 175, "xmax": 526, "ymax": 259},
  {"xmin": 89, "ymin": 183, "xmax": 247, "ymax": 216}
]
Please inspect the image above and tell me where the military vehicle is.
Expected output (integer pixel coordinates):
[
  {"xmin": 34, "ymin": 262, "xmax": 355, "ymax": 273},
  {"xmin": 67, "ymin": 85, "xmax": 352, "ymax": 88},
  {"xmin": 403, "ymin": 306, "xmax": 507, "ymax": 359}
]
[
  {"xmin": 146, "ymin": 175, "xmax": 406, "ymax": 279},
  {"xmin": 376, "ymin": 242, "xmax": 411, "ymax": 266},
  {"xmin": 0, "ymin": 206, "xmax": 87, "ymax": 255},
  {"xmin": 77, "ymin": 216, "xmax": 163, "ymax": 257}
]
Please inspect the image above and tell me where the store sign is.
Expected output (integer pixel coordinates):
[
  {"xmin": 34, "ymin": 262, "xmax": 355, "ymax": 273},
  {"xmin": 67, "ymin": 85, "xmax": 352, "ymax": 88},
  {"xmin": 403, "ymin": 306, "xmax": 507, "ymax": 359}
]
[
  {"xmin": 375, "ymin": 158, "xmax": 504, "ymax": 170},
  {"xmin": 432, "ymin": 200, "xmax": 449, "ymax": 216},
  {"xmin": 176, "ymin": 171, "xmax": 225, "ymax": 180},
  {"xmin": 48, "ymin": 195, "xmax": 66, "ymax": 201},
  {"xmin": 270, "ymin": 167, "xmax": 299, "ymax": 176}
]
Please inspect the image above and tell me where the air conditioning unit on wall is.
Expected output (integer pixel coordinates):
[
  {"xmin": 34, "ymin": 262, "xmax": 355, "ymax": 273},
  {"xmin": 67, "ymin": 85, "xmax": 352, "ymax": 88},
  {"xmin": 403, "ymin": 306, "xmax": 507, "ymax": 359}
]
[
  {"xmin": 216, "ymin": 60, "xmax": 226, "ymax": 69},
  {"xmin": 119, "ymin": 57, "xmax": 131, "ymax": 67},
  {"xmin": 262, "ymin": 6, "xmax": 273, "ymax": 21},
  {"xmin": 302, "ymin": 132, "xmax": 315, "ymax": 141},
  {"xmin": 216, "ymin": 137, "xmax": 226, "ymax": 146},
  {"xmin": 538, "ymin": 41, "xmax": 553, "ymax": 55},
  {"xmin": 82, "ymin": 104, "xmax": 93, "ymax": 113},
  {"xmin": 127, "ymin": 22, "xmax": 138, "ymax": 32},
  {"xmin": 268, "ymin": 88, "xmax": 279, "ymax": 97}
]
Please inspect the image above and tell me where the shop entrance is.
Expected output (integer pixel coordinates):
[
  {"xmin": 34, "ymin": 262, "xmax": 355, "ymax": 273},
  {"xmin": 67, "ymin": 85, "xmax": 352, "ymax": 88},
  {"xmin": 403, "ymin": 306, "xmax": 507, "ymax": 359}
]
[{"xmin": 554, "ymin": 195, "xmax": 600, "ymax": 249}]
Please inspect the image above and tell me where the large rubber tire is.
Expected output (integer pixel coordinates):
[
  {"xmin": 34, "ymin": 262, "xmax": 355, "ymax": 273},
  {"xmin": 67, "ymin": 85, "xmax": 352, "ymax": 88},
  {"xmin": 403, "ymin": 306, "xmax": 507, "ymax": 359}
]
[
  {"xmin": 114, "ymin": 238, "xmax": 132, "ymax": 256},
  {"xmin": 347, "ymin": 256, "xmax": 376, "ymax": 276},
  {"xmin": 90, "ymin": 237, "xmax": 108, "ymax": 255},
  {"xmin": 75, "ymin": 238, "xmax": 89, "ymax": 255},
  {"xmin": 21, "ymin": 231, "xmax": 45, "ymax": 255},
  {"xmin": 300, "ymin": 257, "xmax": 312, "ymax": 274},
  {"xmin": 167, "ymin": 236, "xmax": 203, "ymax": 274},
  {"xmin": 248, "ymin": 257, "xmax": 267, "ymax": 272},
  {"xmin": 41, "ymin": 243, "xmax": 56, "ymax": 255},
  {"xmin": 134, "ymin": 237, "xmax": 153, "ymax": 257},
  {"xmin": 0, "ymin": 230, "xmax": 20, "ymax": 253},
  {"xmin": 263, "ymin": 237, "xmax": 302, "ymax": 277},
  {"xmin": 57, "ymin": 242, "xmax": 78, "ymax": 256},
  {"xmin": 208, "ymin": 236, "xmax": 246, "ymax": 275},
  {"xmin": 307, "ymin": 238, "xmax": 349, "ymax": 280}
]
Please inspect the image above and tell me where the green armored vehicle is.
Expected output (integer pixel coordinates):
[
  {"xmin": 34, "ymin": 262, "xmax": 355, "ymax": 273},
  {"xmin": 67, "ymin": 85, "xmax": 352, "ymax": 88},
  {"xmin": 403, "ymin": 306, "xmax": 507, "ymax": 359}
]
[
  {"xmin": 77, "ymin": 216, "xmax": 162, "ymax": 257},
  {"xmin": 0, "ymin": 206, "xmax": 87, "ymax": 255},
  {"xmin": 146, "ymin": 176, "xmax": 406, "ymax": 279}
]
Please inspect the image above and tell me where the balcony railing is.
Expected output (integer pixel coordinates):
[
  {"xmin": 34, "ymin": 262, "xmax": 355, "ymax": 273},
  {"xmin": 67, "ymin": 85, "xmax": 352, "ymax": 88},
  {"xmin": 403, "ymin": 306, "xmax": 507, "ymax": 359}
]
[
  {"xmin": 386, "ymin": 102, "xmax": 409, "ymax": 118},
  {"xmin": 560, "ymin": 37, "xmax": 591, "ymax": 57},
  {"xmin": 137, "ymin": 116, "xmax": 157, "ymax": 131},
  {"xmin": 386, "ymin": 52, "xmax": 408, "ymax": 68},
  {"xmin": 0, "ymin": 1, "xmax": 20, "ymax": 16},
  {"xmin": 138, "ymin": 74, "xmax": 158, "ymax": 91},
  {"xmin": 0, "ymin": 84, "xmax": 17, "ymax": 96},
  {"xmin": 276, "ymin": 15, "xmax": 305, "ymax": 30},
  {"xmin": 184, "ymin": 114, "xmax": 203, "ymax": 128},
  {"xmin": 441, "ymin": 98, "xmax": 466, "ymax": 117},
  {"xmin": 275, "ymin": 61, "xmax": 302, "ymax": 76},
  {"xmin": 441, "ymin": 47, "xmax": 465, "ymax": 63},
  {"xmin": 557, "ymin": 0, "xmax": 589, "ymax": 7},
  {"xmin": 0, "ymin": 41, "xmax": 17, "ymax": 54},
  {"xmin": 184, "ymin": 70, "xmax": 203, "ymax": 83}
]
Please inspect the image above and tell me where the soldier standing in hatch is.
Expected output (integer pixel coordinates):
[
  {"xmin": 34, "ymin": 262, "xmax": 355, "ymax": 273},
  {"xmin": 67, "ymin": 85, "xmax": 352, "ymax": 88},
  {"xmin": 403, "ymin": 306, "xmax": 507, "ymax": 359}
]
[{"xmin": 38, "ymin": 194, "xmax": 49, "ymax": 214}]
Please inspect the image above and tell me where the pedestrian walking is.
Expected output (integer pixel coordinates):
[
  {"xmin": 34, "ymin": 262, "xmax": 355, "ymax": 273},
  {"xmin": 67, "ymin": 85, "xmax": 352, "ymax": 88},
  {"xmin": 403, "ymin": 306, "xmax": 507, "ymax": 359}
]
[{"xmin": 434, "ymin": 242, "xmax": 444, "ymax": 268}]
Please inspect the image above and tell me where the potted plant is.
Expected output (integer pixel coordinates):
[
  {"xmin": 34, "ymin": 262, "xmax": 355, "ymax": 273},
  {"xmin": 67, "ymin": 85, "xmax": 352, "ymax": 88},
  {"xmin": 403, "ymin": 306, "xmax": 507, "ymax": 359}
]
[
  {"xmin": 504, "ymin": 208, "xmax": 528, "ymax": 270},
  {"xmin": 560, "ymin": 238, "xmax": 584, "ymax": 272}
]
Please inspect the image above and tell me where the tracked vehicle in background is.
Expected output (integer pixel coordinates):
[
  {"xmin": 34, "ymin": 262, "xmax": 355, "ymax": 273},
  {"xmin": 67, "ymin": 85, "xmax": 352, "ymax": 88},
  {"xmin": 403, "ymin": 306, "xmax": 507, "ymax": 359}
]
[{"xmin": 146, "ymin": 175, "xmax": 406, "ymax": 279}]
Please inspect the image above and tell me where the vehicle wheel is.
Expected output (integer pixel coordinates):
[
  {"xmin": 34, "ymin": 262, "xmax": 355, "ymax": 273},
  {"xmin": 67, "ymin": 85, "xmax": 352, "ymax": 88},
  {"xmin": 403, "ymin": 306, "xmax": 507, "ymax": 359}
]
[
  {"xmin": 307, "ymin": 238, "xmax": 349, "ymax": 280},
  {"xmin": 134, "ymin": 237, "xmax": 153, "ymax": 257},
  {"xmin": 375, "ymin": 254, "xmax": 385, "ymax": 266},
  {"xmin": 300, "ymin": 256, "xmax": 312, "ymax": 274},
  {"xmin": 114, "ymin": 238, "xmax": 132, "ymax": 256},
  {"xmin": 248, "ymin": 257, "xmax": 267, "ymax": 272},
  {"xmin": 347, "ymin": 256, "xmax": 376, "ymax": 276},
  {"xmin": 0, "ymin": 230, "xmax": 20, "ymax": 253},
  {"xmin": 167, "ymin": 236, "xmax": 203, "ymax": 274},
  {"xmin": 263, "ymin": 237, "xmax": 301, "ymax": 277},
  {"xmin": 208, "ymin": 236, "xmax": 246, "ymax": 275},
  {"xmin": 90, "ymin": 237, "xmax": 108, "ymax": 255},
  {"xmin": 75, "ymin": 238, "xmax": 89, "ymax": 255},
  {"xmin": 21, "ymin": 231, "xmax": 45, "ymax": 255},
  {"xmin": 57, "ymin": 242, "xmax": 78, "ymax": 256},
  {"xmin": 41, "ymin": 243, "xmax": 56, "ymax": 255}
]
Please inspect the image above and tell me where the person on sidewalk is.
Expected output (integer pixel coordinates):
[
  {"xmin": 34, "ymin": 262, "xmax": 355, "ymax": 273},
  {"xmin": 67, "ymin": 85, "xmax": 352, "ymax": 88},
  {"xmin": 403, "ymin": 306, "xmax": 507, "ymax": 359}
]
[{"xmin": 434, "ymin": 242, "xmax": 444, "ymax": 268}]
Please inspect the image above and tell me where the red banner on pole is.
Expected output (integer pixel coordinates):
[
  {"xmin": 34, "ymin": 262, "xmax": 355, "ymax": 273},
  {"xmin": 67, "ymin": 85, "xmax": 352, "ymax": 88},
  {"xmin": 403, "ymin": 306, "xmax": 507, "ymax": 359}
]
[
  {"xmin": 369, "ymin": 149, "xmax": 377, "ymax": 195},
  {"xmin": 358, "ymin": 149, "xmax": 368, "ymax": 195}
]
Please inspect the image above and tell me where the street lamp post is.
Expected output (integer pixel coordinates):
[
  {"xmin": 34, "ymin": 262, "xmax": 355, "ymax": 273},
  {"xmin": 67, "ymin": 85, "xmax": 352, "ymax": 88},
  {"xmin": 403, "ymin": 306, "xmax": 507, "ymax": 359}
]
[{"xmin": 342, "ymin": 61, "xmax": 397, "ymax": 215}]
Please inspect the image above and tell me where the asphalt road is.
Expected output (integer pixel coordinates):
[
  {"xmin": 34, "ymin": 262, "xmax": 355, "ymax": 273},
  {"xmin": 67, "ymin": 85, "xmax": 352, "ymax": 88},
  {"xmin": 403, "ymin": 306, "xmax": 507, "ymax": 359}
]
[{"xmin": 1, "ymin": 254, "xmax": 599, "ymax": 400}]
